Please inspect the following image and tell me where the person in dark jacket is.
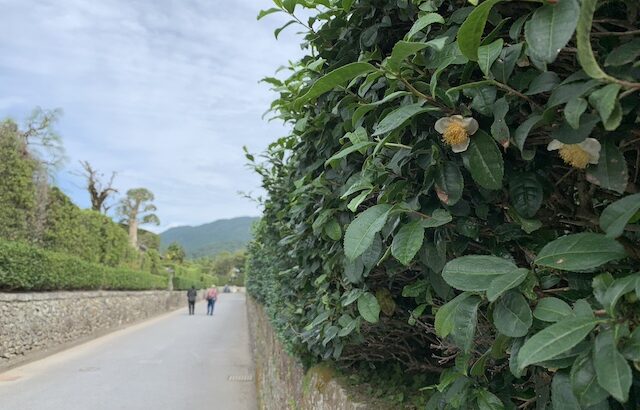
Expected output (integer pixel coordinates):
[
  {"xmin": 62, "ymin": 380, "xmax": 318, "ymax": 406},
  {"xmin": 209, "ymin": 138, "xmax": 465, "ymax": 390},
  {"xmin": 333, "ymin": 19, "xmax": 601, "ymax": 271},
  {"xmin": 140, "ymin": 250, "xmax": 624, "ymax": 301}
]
[{"xmin": 187, "ymin": 286, "xmax": 197, "ymax": 315}]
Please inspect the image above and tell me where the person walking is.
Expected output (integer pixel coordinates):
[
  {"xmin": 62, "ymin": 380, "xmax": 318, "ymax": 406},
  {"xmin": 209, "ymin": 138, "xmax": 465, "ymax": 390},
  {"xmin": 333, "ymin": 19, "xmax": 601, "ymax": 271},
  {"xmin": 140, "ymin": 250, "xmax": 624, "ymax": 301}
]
[
  {"xmin": 205, "ymin": 285, "xmax": 218, "ymax": 316},
  {"xmin": 187, "ymin": 285, "xmax": 197, "ymax": 315}
]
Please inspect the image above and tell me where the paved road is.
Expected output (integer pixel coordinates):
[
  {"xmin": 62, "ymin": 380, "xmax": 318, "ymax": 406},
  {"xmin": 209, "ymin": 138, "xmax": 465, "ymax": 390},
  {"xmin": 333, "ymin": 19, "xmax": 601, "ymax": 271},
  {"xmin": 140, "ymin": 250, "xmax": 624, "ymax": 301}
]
[{"xmin": 0, "ymin": 293, "xmax": 257, "ymax": 410}]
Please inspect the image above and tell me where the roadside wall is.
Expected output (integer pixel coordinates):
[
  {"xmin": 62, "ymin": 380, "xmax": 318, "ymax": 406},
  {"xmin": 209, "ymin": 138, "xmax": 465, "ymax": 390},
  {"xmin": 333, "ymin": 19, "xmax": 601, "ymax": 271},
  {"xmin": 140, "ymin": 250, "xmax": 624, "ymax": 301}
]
[
  {"xmin": 247, "ymin": 296, "xmax": 371, "ymax": 410},
  {"xmin": 0, "ymin": 290, "xmax": 196, "ymax": 370}
]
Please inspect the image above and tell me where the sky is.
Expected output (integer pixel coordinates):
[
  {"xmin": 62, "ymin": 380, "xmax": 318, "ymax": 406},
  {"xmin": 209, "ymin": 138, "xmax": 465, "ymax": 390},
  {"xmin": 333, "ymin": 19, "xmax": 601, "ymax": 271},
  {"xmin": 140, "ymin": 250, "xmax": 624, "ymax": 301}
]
[{"xmin": 0, "ymin": 0, "xmax": 307, "ymax": 232}]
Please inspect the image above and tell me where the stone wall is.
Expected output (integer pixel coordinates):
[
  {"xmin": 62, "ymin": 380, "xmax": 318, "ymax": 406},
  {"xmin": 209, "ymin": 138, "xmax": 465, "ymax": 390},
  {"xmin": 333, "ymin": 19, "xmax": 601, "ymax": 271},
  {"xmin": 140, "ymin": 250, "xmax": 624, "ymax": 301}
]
[
  {"xmin": 247, "ymin": 297, "xmax": 382, "ymax": 410},
  {"xmin": 0, "ymin": 290, "xmax": 195, "ymax": 370}
]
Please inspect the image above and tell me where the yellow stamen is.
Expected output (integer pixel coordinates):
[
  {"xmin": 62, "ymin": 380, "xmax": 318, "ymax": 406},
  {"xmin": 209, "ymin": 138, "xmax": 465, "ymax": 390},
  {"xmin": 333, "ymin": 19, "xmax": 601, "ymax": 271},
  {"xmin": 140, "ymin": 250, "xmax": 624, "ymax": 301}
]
[
  {"xmin": 559, "ymin": 144, "xmax": 590, "ymax": 169},
  {"xmin": 442, "ymin": 122, "xmax": 468, "ymax": 146}
]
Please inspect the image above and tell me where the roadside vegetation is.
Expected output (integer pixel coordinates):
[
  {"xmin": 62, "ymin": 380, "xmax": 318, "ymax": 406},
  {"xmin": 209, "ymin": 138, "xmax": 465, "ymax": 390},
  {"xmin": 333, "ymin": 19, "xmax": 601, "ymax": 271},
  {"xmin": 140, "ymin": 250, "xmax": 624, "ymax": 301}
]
[
  {"xmin": 246, "ymin": 0, "xmax": 640, "ymax": 408},
  {"xmin": 0, "ymin": 110, "xmax": 218, "ymax": 291}
]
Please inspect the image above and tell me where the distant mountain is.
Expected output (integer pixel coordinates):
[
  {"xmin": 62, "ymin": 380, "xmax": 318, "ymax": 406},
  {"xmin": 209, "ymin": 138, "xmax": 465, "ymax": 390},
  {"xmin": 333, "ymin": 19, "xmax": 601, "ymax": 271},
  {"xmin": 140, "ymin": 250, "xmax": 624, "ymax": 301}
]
[{"xmin": 159, "ymin": 216, "xmax": 259, "ymax": 258}]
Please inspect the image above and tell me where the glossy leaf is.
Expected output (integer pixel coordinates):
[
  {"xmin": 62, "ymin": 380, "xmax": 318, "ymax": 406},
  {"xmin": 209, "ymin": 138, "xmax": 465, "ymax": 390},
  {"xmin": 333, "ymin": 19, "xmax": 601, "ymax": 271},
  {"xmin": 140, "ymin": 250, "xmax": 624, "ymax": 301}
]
[
  {"xmin": 551, "ymin": 372, "xmax": 581, "ymax": 410},
  {"xmin": 517, "ymin": 316, "xmax": 599, "ymax": 370},
  {"xmin": 576, "ymin": 0, "xmax": 614, "ymax": 80},
  {"xmin": 462, "ymin": 131, "xmax": 504, "ymax": 190},
  {"xmin": 534, "ymin": 297, "xmax": 573, "ymax": 323},
  {"xmin": 535, "ymin": 233, "xmax": 627, "ymax": 271},
  {"xmin": 442, "ymin": 255, "xmax": 519, "ymax": 291},
  {"xmin": 477, "ymin": 39, "xmax": 503, "ymax": 76},
  {"xmin": 524, "ymin": 0, "xmax": 579, "ymax": 64},
  {"xmin": 372, "ymin": 103, "xmax": 436, "ymax": 136},
  {"xmin": 344, "ymin": 204, "xmax": 392, "ymax": 260},
  {"xmin": 589, "ymin": 84, "xmax": 621, "ymax": 124},
  {"xmin": 509, "ymin": 174, "xmax": 543, "ymax": 218},
  {"xmin": 586, "ymin": 139, "xmax": 629, "ymax": 194},
  {"xmin": 295, "ymin": 62, "xmax": 377, "ymax": 107},
  {"xmin": 599, "ymin": 193, "xmax": 640, "ymax": 238},
  {"xmin": 405, "ymin": 13, "xmax": 445, "ymax": 40},
  {"xmin": 594, "ymin": 328, "xmax": 632, "ymax": 402},
  {"xmin": 391, "ymin": 220, "xmax": 425, "ymax": 265},
  {"xmin": 358, "ymin": 292, "xmax": 381, "ymax": 323},
  {"xmin": 435, "ymin": 162, "xmax": 464, "ymax": 206},
  {"xmin": 493, "ymin": 291, "xmax": 532, "ymax": 337},
  {"xmin": 486, "ymin": 268, "xmax": 528, "ymax": 302},
  {"xmin": 570, "ymin": 353, "xmax": 610, "ymax": 407},
  {"xmin": 457, "ymin": 0, "xmax": 504, "ymax": 61}
]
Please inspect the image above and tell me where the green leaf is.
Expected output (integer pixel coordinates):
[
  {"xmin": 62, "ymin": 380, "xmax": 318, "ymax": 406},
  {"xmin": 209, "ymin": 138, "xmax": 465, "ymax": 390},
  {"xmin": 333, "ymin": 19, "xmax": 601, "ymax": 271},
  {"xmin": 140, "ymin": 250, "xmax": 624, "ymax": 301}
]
[
  {"xmin": 457, "ymin": 0, "xmax": 504, "ymax": 61},
  {"xmin": 405, "ymin": 13, "xmax": 445, "ymax": 40},
  {"xmin": 275, "ymin": 20, "xmax": 298, "ymax": 39},
  {"xmin": 601, "ymin": 274, "xmax": 639, "ymax": 316},
  {"xmin": 490, "ymin": 97, "xmax": 510, "ymax": 146},
  {"xmin": 477, "ymin": 39, "xmax": 503, "ymax": 76},
  {"xmin": 493, "ymin": 291, "xmax": 532, "ymax": 337},
  {"xmin": 550, "ymin": 114, "xmax": 599, "ymax": 144},
  {"xmin": 422, "ymin": 209, "xmax": 453, "ymax": 229},
  {"xmin": 391, "ymin": 220, "xmax": 425, "ymax": 265},
  {"xmin": 524, "ymin": 0, "xmax": 579, "ymax": 64},
  {"xmin": 435, "ymin": 162, "xmax": 464, "ymax": 206},
  {"xmin": 517, "ymin": 316, "xmax": 599, "ymax": 370},
  {"xmin": 358, "ymin": 292, "xmax": 381, "ymax": 323},
  {"xmin": 535, "ymin": 233, "xmax": 627, "ymax": 271},
  {"xmin": 257, "ymin": 8, "xmax": 281, "ymax": 20},
  {"xmin": 462, "ymin": 130, "xmax": 504, "ymax": 190},
  {"xmin": 564, "ymin": 98, "xmax": 588, "ymax": 129},
  {"xmin": 295, "ymin": 62, "xmax": 377, "ymax": 108},
  {"xmin": 509, "ymin": 174, "xmax": 543, "ymax": 218},
  {"xmin": 372, "ymin": 103, "xmax": 436, "ymax": 136},
  {"xmin": 486, "ymin": 268, "xmax": 529, "ymax": 302},
  {"xmin": 386, "ymin": 41, "xmax": 430, "ymax": 72},
  {"xmin": 622, "ymin": 327, "xmax": 640, "ymax": 361},
  {"xmin": 514, "ymin": 114, "xmax": 543, "ymax": 160},
  {"xmin": 442, "ymin": 255, "xmax": 519, "ymax": 292},
  {"xmin": 586, "ymin": 139, "xmax": 629, "ymax": 194},
  {"xmin": 352, "ymin": 91, "xmax": 411, "ymax": 127},
  {"xmin": 491, "ymin": 43, "xmax": 523, "ymax": 84},
  {"xmin": 347, "ymin": 190, "xmax": 371, "ymax": 212},
  {"xmin": 435, "ymin": 292, "xmax": 474, "ymax": 338},
  {"xmin": 344, "ymin": 204, "xmax": 392, "ymax": 260},
  {"xmin": 594, "ymin": 328, "xmax": 632, "ymax": 402},
  {"xmin": 476, "ymin": 389, "xmax": 504, "ymax": 410},
  {"xmin": 605, "ymin": 38, "xmax": 640, "ymax": 67},
  {"xmin": 589, "ymin": 84, "xmax": 621, "ymax": 124},
  {"xmin": 324, "ymin": 218, "xmax": 342, "ymax": 241},
  {"xmin": 325, "ymin": 141, "xmax": 375, "ymax": 166},
  {"xmin": 600, "ymin": 193, "xmax": 640, "ymax": 238},
  {"xmin": 551, "ymin": 372, "xmax": 581, "ymax": 410},
  {"xmin": 451, "ymin": 294, "xmax": 482, "ymax": 352},
  {"xmin": 570, "ymin": 353, "xmax": 610, "ymax": 407},
  {"xmin": 534, "ymin": 297, "xmax": 573, "ymax": 322},
  {"xmin": 576, "ymin": 0, "xmax": 615, "ymax": 81},
  {"xmin": 526, "ymin": 71, "xmax": 560, "ymax": 95}
]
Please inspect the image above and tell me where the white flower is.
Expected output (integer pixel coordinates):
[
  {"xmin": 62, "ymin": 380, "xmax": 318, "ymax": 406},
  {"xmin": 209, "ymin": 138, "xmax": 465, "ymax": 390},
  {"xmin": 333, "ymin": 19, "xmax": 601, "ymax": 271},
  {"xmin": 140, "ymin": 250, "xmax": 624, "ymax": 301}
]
[
  {"xmin": 547, "ymin": 138, "xmax": 601, "ymax": 169},
  {"xmin": 434, "ymin": 115, "xmax": 479, "ymax": 153}
]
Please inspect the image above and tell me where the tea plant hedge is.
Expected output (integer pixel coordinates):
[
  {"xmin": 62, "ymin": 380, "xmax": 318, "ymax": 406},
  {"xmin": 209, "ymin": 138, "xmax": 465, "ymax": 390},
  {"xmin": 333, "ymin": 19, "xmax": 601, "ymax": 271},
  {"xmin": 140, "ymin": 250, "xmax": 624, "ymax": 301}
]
[{"xmin": 246, "ymin": 0, "xmax": 640, "ymax": 408}]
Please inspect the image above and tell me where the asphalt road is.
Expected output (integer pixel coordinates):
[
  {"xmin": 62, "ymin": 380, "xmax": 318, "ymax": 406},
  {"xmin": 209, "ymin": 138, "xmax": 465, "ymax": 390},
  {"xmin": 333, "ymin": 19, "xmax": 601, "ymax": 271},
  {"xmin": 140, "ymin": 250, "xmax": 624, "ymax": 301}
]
[{"xmin": 0, "ymin": 293, "xmax": 257, "ymax": 410}]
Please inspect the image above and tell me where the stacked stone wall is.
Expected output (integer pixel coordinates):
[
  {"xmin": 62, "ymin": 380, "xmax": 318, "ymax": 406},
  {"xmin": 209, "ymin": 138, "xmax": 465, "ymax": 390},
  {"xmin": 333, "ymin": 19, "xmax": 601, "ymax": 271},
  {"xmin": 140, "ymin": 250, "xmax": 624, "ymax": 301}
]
[
  {"xmin": 247, "ymin": 296, "xmax": 384, "ymax": 410},
  {"xmin": 0, "ymin": 290, "xmax": 196, "ymax": 370}
]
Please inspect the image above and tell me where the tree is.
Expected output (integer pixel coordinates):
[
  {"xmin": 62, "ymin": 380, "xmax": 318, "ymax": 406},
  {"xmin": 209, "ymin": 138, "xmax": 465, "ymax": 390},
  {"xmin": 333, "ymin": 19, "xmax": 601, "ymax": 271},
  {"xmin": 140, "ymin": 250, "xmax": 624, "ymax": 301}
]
[
  {"xmin": 0, "ymin": 120, "xmax": 37, "ymax": 241},
  {"xmin": 117, "ymin": 188, "xmax": 159, "ymax": 248},
  {"xmin": 79, "ymin": 161, "xmax": 118, "ymax": 213},
  {"xmin": 165, "ymin": 242, "xmax": 186, "ymax": 264}
]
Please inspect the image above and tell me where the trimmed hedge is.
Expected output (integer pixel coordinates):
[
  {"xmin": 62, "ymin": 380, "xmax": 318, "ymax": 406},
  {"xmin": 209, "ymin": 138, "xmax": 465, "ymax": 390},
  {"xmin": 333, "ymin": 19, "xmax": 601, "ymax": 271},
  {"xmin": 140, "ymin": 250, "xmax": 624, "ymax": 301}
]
[{"xmin": 0, "ymin": 240, "xmax": 167, "ymax": 291}]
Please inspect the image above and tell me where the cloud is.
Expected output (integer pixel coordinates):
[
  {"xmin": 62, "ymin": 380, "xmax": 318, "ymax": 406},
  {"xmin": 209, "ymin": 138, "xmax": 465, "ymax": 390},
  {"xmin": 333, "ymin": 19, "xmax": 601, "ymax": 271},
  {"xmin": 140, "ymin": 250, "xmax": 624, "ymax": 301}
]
[{"xmin": 0, "ymin": 0, "xmax": 306, "ymax": 232}]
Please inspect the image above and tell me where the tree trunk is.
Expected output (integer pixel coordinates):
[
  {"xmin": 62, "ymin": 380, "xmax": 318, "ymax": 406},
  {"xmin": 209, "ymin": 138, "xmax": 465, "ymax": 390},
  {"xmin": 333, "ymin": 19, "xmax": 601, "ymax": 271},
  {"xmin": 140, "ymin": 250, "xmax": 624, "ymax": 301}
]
[{"xmin": 129, "ymin": 218, "xmax": 138, "ymax": 249}]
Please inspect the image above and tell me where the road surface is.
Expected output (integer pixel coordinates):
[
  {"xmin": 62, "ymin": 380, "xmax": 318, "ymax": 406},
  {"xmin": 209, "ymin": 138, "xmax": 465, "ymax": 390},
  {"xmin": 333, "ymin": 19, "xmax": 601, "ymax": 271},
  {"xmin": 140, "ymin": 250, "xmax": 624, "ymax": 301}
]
[{"xmin": 0, "ymin": 293, "xmax": 257, "ymax": 410}]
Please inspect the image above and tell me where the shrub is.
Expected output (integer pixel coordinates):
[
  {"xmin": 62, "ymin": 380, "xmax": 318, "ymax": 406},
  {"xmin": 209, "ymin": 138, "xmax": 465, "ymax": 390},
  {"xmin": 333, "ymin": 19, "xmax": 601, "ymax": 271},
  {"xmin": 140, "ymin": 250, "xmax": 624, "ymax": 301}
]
[
  {"xmin": 248, "ymin": 0, "xmax": 640, "ymax": 408},
  {"xmin": 0, "ymin": 240, "xmax": 166, "ymax": 291}
]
